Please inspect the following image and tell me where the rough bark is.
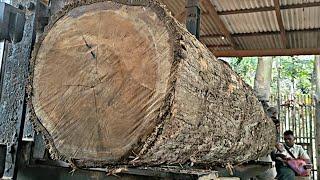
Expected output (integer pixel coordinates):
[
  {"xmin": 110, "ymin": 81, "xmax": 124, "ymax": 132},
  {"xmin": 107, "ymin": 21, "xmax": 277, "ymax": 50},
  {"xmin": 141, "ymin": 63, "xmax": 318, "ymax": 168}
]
[
  {"xmin": 49, "ymin": 0, "xmax": 73, "ymax": 15},
  {"xmin": 28, "ymin": 0, "xmax": 276, "ymax": 168}
]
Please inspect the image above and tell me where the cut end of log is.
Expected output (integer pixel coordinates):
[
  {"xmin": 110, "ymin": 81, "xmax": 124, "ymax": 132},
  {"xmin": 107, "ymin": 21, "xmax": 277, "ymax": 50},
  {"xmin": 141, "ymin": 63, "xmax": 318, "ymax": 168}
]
[{"xmin": 32, "ymin": 1, "xmax": 173, "ymax": 161}]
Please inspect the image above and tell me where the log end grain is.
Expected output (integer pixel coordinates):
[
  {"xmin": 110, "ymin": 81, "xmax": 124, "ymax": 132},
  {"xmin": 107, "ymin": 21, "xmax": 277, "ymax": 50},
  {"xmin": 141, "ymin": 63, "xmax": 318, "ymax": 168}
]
[{"xmin": 31, "ymin": 1, "xmax": 174, "ymax": 161}]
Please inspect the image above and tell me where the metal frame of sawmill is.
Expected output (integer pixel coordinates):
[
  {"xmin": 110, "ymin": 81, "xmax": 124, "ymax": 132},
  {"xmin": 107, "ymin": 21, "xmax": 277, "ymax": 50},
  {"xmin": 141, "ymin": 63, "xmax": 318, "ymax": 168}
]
[{"xmin": 0, "ymin": 0, "xmax": 283, "ymax": 179}]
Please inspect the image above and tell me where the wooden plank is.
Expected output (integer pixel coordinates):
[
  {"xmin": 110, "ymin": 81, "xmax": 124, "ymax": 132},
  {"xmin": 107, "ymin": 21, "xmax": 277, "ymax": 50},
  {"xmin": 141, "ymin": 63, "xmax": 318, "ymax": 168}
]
[
  {"xmin": 303, "ymin": 95, "xmax": 307, "ymax": 144},
  {"xmin": 280, "ymin": 94, "xmax": 284, "ymax": 139},
  {"xmin": 308, "ymin": 95, "xmax": 311, "ymax": 143},
  {"xmin": 298, "ymin": 95, "xmax": 301, "ymax": 143},
  {"xmin": 289, "ymin": 95, "xmax": 292, "ymax": 131},
  {"xmin": 217, "ymin": 2, "xmax": 320, "ymax": 15},
  {"xmin": 212, "ymin": 48, "xmax": 320, "ymax": 57},
  {"xmin": 311, "ymin": 94, "xmax": 315, "ymax": 178},
  {"xmin": 291, "ymin": 94, "xmax": 295, "ymax": 132},
  {"xmin": 300, "ymin": 95, "xmax": 303, "ymax": 143},
  {"xmin": 200, "ymin": 0, "xmax": 237, "ymax": 49},
  {"xmin": 273, "ymin": 0, "xmax": 287, "ymax": 48}
]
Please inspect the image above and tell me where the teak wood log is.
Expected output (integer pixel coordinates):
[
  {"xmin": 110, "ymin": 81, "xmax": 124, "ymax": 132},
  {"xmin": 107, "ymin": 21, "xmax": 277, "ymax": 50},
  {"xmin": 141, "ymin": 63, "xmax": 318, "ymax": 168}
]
[{"xmin": 28, "ymin": 0, "xmax": 276, "ymax": 167}]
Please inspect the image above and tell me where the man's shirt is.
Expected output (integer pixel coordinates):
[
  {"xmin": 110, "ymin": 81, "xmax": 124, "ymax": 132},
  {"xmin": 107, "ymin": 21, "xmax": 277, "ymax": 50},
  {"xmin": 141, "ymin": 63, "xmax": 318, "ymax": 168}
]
[{"xmin": 285, "ymin": 144, "xmax": 310, "ymax": 160}]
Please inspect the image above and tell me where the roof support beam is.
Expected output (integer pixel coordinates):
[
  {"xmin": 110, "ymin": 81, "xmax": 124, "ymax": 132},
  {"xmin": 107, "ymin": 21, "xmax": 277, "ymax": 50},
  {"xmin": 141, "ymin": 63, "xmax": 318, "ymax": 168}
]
[
  {"xmin": 207, "ymin": 44, "xmax": 232, "ymax": 49},
  {"xmin": 200, "ymin": 28, "xmax": 320, "ymax": 40},
  {"xmin": 201, "ymin": 0, "xmax": 237, "ymax": 49},
  {"xmin": 217, "ymin": 2, "xmax": 320, "ymax": 15},
  {"xmin": 218, "ymin": 7, "xmax": 274, "ymax": 15},
  {"xmin": 212, "ymin": 48, "xmax": 320, "ymax": 57},
  {"xmin": 232, "ymin": 31, "xmax": 278, "ymax": 37},
  {"xmin": 273, "ymin": 0, "xmax": 287, "ymax": 48},
  {"xmin": 281, "ymin": 2, "xmax": 320, "ymax": 10},
  {"xmin": 200, "ymin": 34, "xmax": 225, "ymax": 40}
]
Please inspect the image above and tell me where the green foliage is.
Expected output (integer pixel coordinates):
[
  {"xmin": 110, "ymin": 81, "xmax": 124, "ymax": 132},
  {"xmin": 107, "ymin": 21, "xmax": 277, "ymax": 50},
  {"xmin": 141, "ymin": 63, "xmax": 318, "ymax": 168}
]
[
  {"xmin": 228, "ymin": 57, "xmax": 258, "ymax": 87},
  {"xmin": 273, "ymin": 56, "xmax": 314, "ymax": 94},
  {"xmin": 227, "ymin": 56, "xmax": 315, "ymax": 95}
]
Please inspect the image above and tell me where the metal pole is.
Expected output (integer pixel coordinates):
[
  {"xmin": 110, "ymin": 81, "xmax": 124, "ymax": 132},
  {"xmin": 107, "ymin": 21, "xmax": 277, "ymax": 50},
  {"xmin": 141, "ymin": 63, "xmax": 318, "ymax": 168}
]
[
  {"xmin": 0, "ymin": 40, "xmax": 8, "ymax": 101},
  {"xmin": 0, "ymin": 1, "xmax": 38, "ymax": 179},
  {"xmin": 186, "ymin": 0, "xmax": 201, "ymax": 39}
]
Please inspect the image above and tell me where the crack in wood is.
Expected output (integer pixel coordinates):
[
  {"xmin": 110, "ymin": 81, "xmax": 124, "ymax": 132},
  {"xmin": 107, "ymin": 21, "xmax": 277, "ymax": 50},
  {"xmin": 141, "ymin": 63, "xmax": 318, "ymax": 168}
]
[
  {"xmin": 92, "ymin": 88, "xmax": 99, "ymax": 117},
  {"xmin": 64, "ymin": 84, "xmax": 91, "ymax": 88},
  {"xmin": 82, "ymin": 35, "xmax": 96, "ymax": 59}
]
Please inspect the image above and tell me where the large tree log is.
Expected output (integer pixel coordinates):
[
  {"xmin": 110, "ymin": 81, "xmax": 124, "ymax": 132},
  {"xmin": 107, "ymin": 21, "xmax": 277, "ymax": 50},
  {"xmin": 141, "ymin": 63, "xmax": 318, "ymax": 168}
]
[{"xmin": 28, "ymin": 0, "xmax": 276, "ymax": 167}]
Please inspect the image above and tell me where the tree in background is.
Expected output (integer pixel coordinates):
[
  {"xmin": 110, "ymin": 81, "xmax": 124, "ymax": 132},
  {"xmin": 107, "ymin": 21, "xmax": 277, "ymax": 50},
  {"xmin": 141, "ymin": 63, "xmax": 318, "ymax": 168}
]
[
  {"xmin": 254, "ymin": 57, "xmax": 273, "ymax": 102},
  {"xmin": 273, "ymin": 56, "xmax": 314, "ymax": 95},
  {"xmin": 226, "ymin": 56, "xmax": 315, "ymax": 95}
]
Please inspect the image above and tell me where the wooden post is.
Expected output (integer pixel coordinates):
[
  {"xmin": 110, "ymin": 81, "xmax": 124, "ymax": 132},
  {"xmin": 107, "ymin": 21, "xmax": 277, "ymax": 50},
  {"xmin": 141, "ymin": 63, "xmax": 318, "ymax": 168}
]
[{"xmin": 314, "ymin": 55, "xmax": 320, "ymax": 179}]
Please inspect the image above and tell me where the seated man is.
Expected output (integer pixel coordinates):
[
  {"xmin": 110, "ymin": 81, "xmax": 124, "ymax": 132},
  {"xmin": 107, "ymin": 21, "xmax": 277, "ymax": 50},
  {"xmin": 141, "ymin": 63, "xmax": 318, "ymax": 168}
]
[{"xmin": 271, "ymin": 130, "xmax": 312, "ymax": 180}]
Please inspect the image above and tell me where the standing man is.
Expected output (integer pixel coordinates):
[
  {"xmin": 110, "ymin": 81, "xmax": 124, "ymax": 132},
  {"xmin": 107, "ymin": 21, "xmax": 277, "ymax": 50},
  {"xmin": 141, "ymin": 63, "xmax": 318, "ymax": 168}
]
[{"xmin": 272, "ymin": 130, "xmax": 312, "ymax": 180}]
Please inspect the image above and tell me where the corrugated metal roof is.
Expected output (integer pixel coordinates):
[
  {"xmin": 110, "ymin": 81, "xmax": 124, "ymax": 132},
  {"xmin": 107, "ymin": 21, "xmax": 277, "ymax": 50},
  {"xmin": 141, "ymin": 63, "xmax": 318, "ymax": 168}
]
[
  {"xmin": 200, "ymin": 37, "xmax": 230, "ymax": 46},
  {"xmin": 281, "ymin": 0, "xmax": 320, "ymax": 6},
  {"xmin": 200, "ymin": 14, "xmax": 224, "ymax": 35},
  {"xmin": 211, "ymin": 0, "xmax": 274, "ymax": 12},
  {"xmin": 157, "ymin": 0, "xmax": 320, "ymax": 54},
  {"xmin": 287, "ymin": 31, "xmax": 320, "ymax": 48},
  {"xmin": 212, "ymin": 46, "xmax": 234, "ymax": 51},
  {"xmin": 159, "ymin": 0, "xmax": 184, "ymax": 17},
  {"xmin": 281, "ymin": 7, "xmax": 320, "ymax": 30},
  {"xmin": 234, "ymin": 34, "xmax": 282, "ymax": 49},
  {"xmin": 170, "ymin": 0, "xmax": 185, "ymax": 15},
  {"xmin": 220, "ymin": 11, "xmax": 279, "ymax": 34},
  {"xmin": 200, "ymin": 3, "xmax": 225, "ymax": 35}
]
